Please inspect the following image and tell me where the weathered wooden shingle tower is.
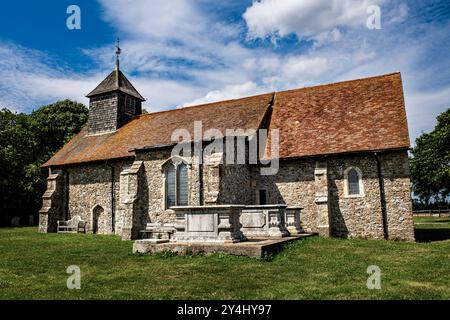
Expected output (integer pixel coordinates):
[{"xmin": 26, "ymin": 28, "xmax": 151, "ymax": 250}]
[{"xmin": 86, "ymin": 40, "xmax": 145, "ymax": 135}]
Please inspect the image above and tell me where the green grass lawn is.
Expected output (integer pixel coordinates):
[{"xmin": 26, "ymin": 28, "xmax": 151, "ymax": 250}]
[
  {"xmin": 413, "ymin": 216, "xmax": 450, "ymax": 228},
  {"xmin": 0, "ymin": 226, "xmax": 449, "ymax": 300}
]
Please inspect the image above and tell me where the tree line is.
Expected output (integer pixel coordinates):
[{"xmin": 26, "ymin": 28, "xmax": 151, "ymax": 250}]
[
  {"xmin": 0, "ymin": 101, "xmax": 448, "ymax": 226},
  {"xmin": 410, "ymin": 108, "xmax": 450, "ymax": 210},
  {"xmin": 0, "ymin": 100, "xmax": 88, "ymax": 226}
]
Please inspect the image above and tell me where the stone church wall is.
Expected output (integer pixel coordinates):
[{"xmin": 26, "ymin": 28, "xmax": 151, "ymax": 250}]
[
  {"xmin": 41, "ymin": 147, "xmax": 413, "ymax": 241},
  {"xmin": 379, "ymin": 151, "xmax": 415, "ymax": 241},
  {"xmin": 218, "ymin": 164, "xmax": 253, "ymax": 205},
  {"xmin": 327, "ymin": 155, "xmax": 385, "ymax": 239},
  {"xmin": 256, "ymin": 159, "xmax": 317, "ymax": 232},
  {"xmin": 326, "ymin": 151, "xmax": 413, "ymax": 240},
  {"xmin": 136, "ymin": 150, "xmax": 175, "ymax": 224},
  {"xmin": 66, "ymin": 160, "xmax": 132, "ymax": 234},
  {"xmin": 51, "ymin": 148, "xmax": 219, "ymax": 237},
  {"xmin": 256, "ymin": 150, "xmax": 414, "ymax": 240},
  {"xmin": 135, "ymin": 149, "xmax": 202, "ymax": 225},
  {"xmin": 215, "ymin": 139, "xmax": 254, "ymax": 205}
]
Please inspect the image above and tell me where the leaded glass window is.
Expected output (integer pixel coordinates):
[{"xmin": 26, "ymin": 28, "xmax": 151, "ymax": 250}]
[
  {"xmin": 348, "ymin": 168, "xmax": 360, "ymax": 195},
  {"xmin": 164, "ymin": 162, "xmax": 189, "ymax": 208},
  {"xmin": 165, "ymin": 165, "xmax": 176, "ymax": 208},
  {"xmin": 177, "ymin": 164, "xmax": 188, "ymax": 206}
]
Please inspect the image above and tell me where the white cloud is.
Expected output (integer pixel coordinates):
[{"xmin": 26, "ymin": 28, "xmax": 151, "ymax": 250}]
[
  {"xmin": 99, "ymin": 0, "xmax": 205, "ymax": 40},
  {"xmin": 405, "ymin": 86, "xmax": 450, "ymax": 144},
  {"xmin": 91, "ymin": 0, "xmax": 265, "ymax": 106},
  {"xmin": 182, "ymin": 81, "xmax": 268, "ymax": 107},
  {"xmin": 385, "ymin": 3, "xmax": 409, "ymax": 25},
  {"xmin": 133, "ymin": 78, "xmax": 204, "ymax": 111},
  {"xmin": 243, "ymin": 0, "xmax": 383, "ymax": 42},
  {"xmin": 0, "ymin": 43, "xmax": 98, "ymax": 111},
  {"xmin": 182, "ymin": 54, "xmax": 329, "ymax": 106},
  {"xmin": 0, "ymin": 0, "xmax": 448, "ymax": 147},
  {"xmin": 281, "ymin": 56, "xmax": 328, "ymax": 82},
  {"xmin": 95, "ymin": 0, "xmax": 245, "ymax": 71},
  {"xmin": 0, "ymin": 41, "xmax": 205, "ymax": 113}
]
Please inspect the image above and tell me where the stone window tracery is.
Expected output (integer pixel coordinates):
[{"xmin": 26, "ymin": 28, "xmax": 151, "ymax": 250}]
[
  {"xmin": 344, "ymin": 166, "xmax": 364, "ymax": 198},
  {"xmin": 163, "ymin": 158, "xmax": 189, "ymax": 209}
]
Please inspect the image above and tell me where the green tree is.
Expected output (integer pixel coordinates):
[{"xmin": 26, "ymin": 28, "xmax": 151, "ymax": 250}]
[
  {"xmin": 0, "ymin": 109, "xmax": 37, "ymax": 225},
  {"xmin": 410, "ymin": 108, "xmax": 450, "ymax": 205},
  {"xmin": 0, "ymin": 100, "xmax": 88, "ymax": 226},
  {"xmin": 30, "ymin": 99, "xmax": 88, "ymax": 161}
]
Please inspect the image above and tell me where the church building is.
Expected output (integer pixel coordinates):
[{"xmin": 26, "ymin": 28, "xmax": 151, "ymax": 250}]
[{"xmin": 39, "ymin": 49, "xmax": 415, "ymax": 241}]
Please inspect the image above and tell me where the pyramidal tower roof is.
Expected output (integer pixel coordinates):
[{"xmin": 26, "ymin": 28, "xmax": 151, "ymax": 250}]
[
  {"xmin": 86, "ymin": 69, "xmax": 145, "ymax": 101},
  {"xmin": 86, "ymin": 39, "xmax": 145, "ymax": 101}
]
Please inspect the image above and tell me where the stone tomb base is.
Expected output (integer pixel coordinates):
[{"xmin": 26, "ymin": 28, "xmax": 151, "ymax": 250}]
[{"xmin": 133, "ymin": 234, "xmax": 316, "ymax": 258}]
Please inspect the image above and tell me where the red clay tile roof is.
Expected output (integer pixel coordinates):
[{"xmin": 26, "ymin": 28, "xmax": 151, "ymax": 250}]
[
  {"xmin": 268, "ymin": 72, "xmax": 410, "ymax": 159},
  {"xmin": 43, "ymin": 72, "xmax": 410, "ymax": 167},
  {"xmin": 43, "ymin": 93, "xmax": 273, "ymax": 167}
]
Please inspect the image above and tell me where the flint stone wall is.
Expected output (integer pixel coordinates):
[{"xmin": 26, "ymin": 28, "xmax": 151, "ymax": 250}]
[
  {"xmin": 327, "ymin": 155, "xmax": 385, "ymax": 239},
  {"xmin": 40, "ymin": 147, "xmax": 413, "ymax": 241},
  {"xmin": 135, "ymin": 149, "xmax": 201, "ymax": 226},
  {"xmin": 66, "ymin": 160, "xmax": 132, "ymax": 234},
  {"xmin": 379, "ymin": 152, "xmax": 415, "ymax": 241},
  {"xmin": 257, "ymin": 160, "xmax": 317, "ymax": 231},
  {"xmin": 256, "ymin": 150, "xmax": 414, "ymax": 240},
  {"xmin": 218, "ymin": 164, "xmax": 253, "ymax": 205}
]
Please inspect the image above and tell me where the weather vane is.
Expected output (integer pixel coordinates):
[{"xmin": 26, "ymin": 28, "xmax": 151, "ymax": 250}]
[{"xmin": 115, "ymin": 38, "xmax": 121, "ymax": 69}]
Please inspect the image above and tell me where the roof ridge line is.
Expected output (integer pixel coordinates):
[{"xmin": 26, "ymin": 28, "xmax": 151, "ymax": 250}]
[
  {"xmin": 142, "ymin": 72, "xmax": 400, "ymax": 117},
  {"xmin": 140, "ymin": 92, "xmax": 274, "ymax": 118},
  {"xmin": 276, "ymin": 72, "xmax": 401, "ymax": 95}
]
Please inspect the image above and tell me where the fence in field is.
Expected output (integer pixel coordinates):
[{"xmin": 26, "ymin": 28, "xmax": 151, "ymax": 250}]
[{"xmin": 412, "ymin": 209, "xmax": 450, "ymax": 217}]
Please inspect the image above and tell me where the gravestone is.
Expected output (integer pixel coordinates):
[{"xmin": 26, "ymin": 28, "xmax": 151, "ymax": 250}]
[{"xmin": 11, "ymin": 216, "xmax": 20, "ymax": 227}]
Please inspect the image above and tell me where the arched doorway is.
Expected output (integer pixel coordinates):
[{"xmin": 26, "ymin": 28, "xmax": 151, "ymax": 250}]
[{"xmin": 92, "ymin": 205, "xmax": 104, "ymax": 234}]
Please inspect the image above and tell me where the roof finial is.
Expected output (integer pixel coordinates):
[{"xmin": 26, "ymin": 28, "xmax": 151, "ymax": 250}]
[{"xmin": 115, "ymin": 38, "xmax": 121, "ymax": 70}]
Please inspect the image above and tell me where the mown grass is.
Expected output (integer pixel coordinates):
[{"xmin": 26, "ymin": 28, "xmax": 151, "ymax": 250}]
[
  {"xmin": 413, "ymin": 216, "xmax": 450, "ymax": 229},
  {"xmin": 0, "ymin": 227, "xmax": 448, "ymax": 300}
]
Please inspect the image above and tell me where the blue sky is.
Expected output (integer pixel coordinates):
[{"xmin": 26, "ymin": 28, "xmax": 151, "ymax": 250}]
[{"xmin": 0, "ymin": 0, "xmax": 449, "ymax": 144}]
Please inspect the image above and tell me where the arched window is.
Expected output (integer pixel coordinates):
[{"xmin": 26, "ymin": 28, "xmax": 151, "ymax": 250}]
[
  {"xmin": 345, "ymin": 167, "xmax": 364, "ymax": 197},
  {"xmin": 177, "ymin": 163, "xmax": 188, "ymax": 206},
  {"xmin": 164, "ymin": 161, "xmax": 189, "ymax": 208},
  {"xmin": 348, "ymin": 169, "xmax": 360, "ymax": 195},
  {"xmin": 165, "ymin": 165, "xmax": 176, "ymax": 208}
]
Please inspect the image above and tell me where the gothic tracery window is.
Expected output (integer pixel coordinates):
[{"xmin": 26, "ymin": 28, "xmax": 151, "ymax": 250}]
[
  {"xmin": 347, "ymin": 168, "xmax": 360, "ymax": 195},
  {"xmin": 164, "ymin": 162, "xmax": 188, "ymax": 208},
  {"xmin": 177, "ymin": 163, "xmax": 188, "ymax": 206},
  {"xmin": 345, "ymin": 167, "xmax": 364, "ymax": 197},
  {"xmin": 165, "ymin": 165, "xmax": 176, "ymax": 208}
]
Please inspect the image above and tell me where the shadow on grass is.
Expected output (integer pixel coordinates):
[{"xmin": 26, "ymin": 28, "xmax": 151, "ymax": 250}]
[{"xmin": 415, "ymin": 228, "xmax": 450, "ymax": 242}]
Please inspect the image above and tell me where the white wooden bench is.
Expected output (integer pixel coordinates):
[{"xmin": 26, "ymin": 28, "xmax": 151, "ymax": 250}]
[{"xmin": 57, "ymin": 215, "xmax": 87, "ymax": 234}]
